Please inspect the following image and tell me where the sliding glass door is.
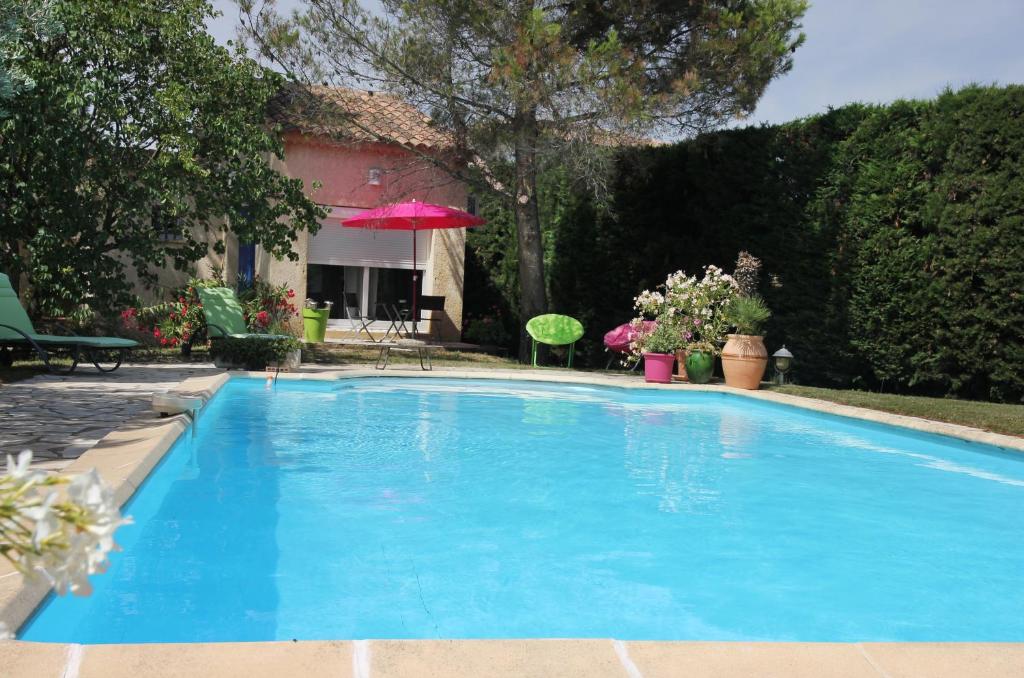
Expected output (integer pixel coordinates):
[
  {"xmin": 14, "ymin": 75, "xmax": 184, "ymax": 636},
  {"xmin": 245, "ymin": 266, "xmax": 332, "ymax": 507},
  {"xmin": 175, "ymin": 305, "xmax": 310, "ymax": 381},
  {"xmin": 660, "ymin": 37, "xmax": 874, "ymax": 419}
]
[{"xmin": 306, "ymin": 264, "xmax": 421, "ymax": 321}]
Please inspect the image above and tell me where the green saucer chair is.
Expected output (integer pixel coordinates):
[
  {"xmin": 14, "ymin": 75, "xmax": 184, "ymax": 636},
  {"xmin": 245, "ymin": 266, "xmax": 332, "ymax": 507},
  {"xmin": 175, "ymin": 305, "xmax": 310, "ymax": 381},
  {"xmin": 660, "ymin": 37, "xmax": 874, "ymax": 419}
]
[{"xmin": 526, "ymin": 314, "xmax": 585, "ymax": 367}]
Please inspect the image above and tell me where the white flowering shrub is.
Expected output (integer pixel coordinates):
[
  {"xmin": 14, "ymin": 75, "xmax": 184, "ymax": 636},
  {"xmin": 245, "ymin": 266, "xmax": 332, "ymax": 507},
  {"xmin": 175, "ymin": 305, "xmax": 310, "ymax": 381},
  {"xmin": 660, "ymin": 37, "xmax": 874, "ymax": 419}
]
[
  {"xmin": 0, "ymin": 451, "xmax": 130, "ymax": 639},
  {"xmin": 627, "ymin": 265, "xmax": 739, "ymax": 363}
]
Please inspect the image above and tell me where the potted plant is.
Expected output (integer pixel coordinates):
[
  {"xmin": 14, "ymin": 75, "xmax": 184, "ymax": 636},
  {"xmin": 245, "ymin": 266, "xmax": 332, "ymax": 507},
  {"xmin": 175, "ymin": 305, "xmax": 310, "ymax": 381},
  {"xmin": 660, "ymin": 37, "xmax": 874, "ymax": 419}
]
[
  {"xmin": 721, "ymin": 295, "xmax": 772, "ymax": 389},
  {"xmin": 638, "ymin": 320, "xmax": 683, "ymax": 383},
  {"xmin": 675, "ymin": 265, "xmax": 738, "ymax": 384},
  {"xmin": 626, "ymin": 265, "xmax": 739, "ymax": 384}
]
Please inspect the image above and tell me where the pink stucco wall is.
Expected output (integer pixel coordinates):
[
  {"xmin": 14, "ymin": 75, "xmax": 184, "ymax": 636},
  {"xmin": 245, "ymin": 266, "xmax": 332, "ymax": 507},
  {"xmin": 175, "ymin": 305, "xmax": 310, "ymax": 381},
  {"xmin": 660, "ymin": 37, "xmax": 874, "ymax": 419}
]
[
  {"xmin": 266, "ymin": 133, "xmax": 470, "ymax": 340},
  {"xmin": 279, "ymin": 132, "xmax": 469, "ymax": 210}
]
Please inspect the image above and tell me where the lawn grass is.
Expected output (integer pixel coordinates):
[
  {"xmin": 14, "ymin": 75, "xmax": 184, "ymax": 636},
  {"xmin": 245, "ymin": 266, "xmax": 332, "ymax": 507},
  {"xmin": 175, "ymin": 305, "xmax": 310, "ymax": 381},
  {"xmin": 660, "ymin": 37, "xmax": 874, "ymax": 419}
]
[{"xmin": 768, "ymin": 384, "xmax": 1024, "ymax": 438}]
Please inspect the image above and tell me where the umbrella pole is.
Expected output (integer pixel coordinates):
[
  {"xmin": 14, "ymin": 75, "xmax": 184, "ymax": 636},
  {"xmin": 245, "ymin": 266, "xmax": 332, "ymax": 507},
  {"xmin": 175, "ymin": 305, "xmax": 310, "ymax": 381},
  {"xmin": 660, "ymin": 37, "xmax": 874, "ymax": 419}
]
[{"xmin": 412, "ymin": 221, "xmax": 418, "ymax": 338}]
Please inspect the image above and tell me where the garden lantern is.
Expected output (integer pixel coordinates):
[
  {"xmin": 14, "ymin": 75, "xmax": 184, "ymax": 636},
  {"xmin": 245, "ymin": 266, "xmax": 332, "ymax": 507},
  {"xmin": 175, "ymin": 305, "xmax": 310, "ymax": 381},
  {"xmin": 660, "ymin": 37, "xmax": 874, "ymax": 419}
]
[{"xmin": 772, "ymin": 345, "xmax": 794, "ymax": 384}]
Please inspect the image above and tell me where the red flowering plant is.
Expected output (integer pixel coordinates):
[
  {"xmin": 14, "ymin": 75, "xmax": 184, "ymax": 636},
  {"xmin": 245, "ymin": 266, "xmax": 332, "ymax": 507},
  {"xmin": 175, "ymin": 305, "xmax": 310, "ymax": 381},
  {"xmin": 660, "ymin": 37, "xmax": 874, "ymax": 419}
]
[
  {"xmin": 118, "ymin": 277, "xmax": 224, "ymax": 353},
  {"xmin": 238, "ymin": 277, "xmax": 299, "ymax": 335},
  {"xmin": 152, "ymin": 295, "xmax": 202, "ymax": 350},
  {"xmin": 118, "ymin": 306, "xmax": 161, "ymax": 346}
]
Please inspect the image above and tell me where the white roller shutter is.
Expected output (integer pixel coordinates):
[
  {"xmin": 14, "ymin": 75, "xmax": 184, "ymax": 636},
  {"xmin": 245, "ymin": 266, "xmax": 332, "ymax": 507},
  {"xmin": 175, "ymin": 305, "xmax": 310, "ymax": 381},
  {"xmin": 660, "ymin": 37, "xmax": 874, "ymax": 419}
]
[{"xmin": 308, "ymin": 206, "xmax": 431, "ymax": 270}]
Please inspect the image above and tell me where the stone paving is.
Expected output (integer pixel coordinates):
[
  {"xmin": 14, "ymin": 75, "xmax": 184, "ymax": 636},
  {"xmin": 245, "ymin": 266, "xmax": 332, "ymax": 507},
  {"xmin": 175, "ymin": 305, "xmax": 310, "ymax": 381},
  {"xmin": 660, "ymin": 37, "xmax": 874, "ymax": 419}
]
[{"xmin": 0, "ymin": 363, "xmax": 220, "ymax": 473}]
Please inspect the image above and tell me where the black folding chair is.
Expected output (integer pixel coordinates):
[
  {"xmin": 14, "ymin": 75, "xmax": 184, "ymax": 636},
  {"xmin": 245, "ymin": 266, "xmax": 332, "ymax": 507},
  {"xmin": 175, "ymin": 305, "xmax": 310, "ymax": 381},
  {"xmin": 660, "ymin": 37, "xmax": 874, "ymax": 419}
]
[
  {"xmin": 391, "ymin": 299, "xmax": 412, "ymax": 338},
  {"xmin": 417, "ymin": 295, "xmax": 446, "ymax": 339}
]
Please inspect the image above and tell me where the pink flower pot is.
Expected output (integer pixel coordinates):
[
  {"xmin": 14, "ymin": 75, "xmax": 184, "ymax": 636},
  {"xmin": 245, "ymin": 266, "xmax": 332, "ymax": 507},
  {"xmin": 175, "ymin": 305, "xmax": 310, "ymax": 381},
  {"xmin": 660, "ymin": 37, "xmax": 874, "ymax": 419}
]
[{"xmin": 643, "ymin": 352, "xmax": 675, "ymax": 383}]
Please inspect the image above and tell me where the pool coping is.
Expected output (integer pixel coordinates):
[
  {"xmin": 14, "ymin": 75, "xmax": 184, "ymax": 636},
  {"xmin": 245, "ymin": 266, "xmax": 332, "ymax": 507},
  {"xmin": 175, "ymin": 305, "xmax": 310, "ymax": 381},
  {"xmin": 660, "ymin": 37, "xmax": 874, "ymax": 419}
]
[
  {"xmin": 2, "ymin": 367, "xmax": 1022, "ymax": 677},
  {"xmin": 277, "ymin": 367, "xmax": 1024, "ymax": 453}
]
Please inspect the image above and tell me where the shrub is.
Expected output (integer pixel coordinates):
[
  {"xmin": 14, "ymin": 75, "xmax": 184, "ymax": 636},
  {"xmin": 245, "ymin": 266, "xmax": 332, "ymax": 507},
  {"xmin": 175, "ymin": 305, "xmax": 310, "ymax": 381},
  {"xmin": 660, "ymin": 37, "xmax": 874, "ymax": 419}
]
[
  {"xmin": 470, "ymin": 84, "xmax": 1022, "ymax": 401},
  {"xmin": 208, "ymin": 336, "xmax": 301, "ymax": 370},
  {"xmin": 637, "ymin": 319, "xmax": 685, "ymax": 355}
]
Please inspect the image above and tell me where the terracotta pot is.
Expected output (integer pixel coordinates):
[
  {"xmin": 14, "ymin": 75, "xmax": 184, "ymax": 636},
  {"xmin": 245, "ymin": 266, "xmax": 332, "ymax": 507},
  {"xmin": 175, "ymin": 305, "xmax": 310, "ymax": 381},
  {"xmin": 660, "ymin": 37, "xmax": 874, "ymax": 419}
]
[
  {"xmin": 643, "ymin": 352, "xmax": 675, "ymax": 383},
  {"xmin": 721, "ymin": 334, "xmax": 768, "ymax": 390},
  {"xmin": 674, "ymin": 349, "xmax": 688, "ymax": 380},
  {"xmin": 684, "ymin": 351, "xmax": 714, "ymax": 384}
]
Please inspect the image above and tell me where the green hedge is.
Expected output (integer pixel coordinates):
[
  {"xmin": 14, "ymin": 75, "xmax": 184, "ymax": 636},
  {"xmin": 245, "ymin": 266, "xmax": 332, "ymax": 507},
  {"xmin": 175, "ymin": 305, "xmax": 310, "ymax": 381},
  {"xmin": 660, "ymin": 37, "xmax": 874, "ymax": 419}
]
[{"xmin": 466, "ymin": 85, "xmax": 1024, "ymax": 401}]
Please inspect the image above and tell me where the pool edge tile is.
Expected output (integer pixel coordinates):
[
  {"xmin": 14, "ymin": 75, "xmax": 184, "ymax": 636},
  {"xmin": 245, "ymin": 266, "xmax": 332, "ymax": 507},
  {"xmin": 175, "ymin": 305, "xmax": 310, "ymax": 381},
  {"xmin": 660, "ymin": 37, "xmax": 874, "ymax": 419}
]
[
  {"xmin": 0, "ymin": 640, "xmax": 72, "ymax": 678},
  {"xmin": 369, "ymin": 639, "xmax": 629, "ymax": 677},
  {"xmin": 624, "ymin": 641, "xmax": 883, "ymax": 678},
  {"xmin": 859, "ymin": 642, "xmax": 1024, "ymax": 678},
  {"xmin": 77, "ymin": 640, "xmax": 354, "ymax": 678}
]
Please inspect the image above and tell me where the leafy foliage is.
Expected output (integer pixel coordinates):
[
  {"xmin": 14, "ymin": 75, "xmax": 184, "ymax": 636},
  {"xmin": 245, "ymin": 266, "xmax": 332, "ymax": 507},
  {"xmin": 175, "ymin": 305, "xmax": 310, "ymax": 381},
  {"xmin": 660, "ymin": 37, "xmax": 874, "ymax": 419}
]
[
  {"xmin": 638, "ymin": 319, "xmax": 685, "ymax": 355},
  {"xmin": 0, "ymin": 0, "xmax": 325, "ymax": 316},
  {"xmin": 0, "ymin": 0, "xmax": 59, "ymax": 110},
  {"xmin": 209, "ymin": 335, "xmax": 301, "ymax": 371}
]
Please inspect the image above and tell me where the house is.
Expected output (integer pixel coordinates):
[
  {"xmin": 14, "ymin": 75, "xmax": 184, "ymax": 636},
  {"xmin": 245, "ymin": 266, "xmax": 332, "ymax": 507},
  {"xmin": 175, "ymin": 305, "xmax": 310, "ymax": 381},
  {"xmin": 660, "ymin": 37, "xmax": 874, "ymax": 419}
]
[{"xmin": 141, "ymin": 85, "xmax": 471, "ymax": 342}]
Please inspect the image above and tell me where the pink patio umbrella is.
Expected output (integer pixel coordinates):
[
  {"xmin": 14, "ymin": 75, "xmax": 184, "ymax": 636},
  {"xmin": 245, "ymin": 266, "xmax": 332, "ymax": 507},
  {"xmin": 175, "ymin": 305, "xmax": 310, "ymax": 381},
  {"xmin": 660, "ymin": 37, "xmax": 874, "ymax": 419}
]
[{"xmin": 342, "ymin": 200, "xmax": 486, "ymax": 337}]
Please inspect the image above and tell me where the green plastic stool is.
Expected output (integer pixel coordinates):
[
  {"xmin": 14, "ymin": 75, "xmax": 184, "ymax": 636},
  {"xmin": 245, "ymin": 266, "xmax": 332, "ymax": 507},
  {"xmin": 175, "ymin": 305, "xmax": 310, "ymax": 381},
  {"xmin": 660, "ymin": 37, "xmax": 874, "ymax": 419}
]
[{"xmin": 526, "ymin": 314, "xmax": 585, "ymax": 367}]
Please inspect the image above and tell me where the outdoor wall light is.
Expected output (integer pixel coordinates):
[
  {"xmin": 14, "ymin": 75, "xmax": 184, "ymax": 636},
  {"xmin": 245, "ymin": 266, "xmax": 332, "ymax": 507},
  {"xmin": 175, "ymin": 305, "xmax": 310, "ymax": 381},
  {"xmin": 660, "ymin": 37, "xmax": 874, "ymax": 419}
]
[
  {"xmin": 772, "ymin": 345, "xmax": 794, "ymax": 384},
  {"xmin": 368, "ymin": 167, "xmax": 383, "ymax": 186}
]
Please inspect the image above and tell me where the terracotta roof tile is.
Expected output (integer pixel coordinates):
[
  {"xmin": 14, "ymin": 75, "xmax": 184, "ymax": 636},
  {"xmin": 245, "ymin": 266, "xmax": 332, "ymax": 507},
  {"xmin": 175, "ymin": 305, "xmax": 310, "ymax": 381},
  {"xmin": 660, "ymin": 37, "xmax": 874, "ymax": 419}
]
[{"xmin": 271, "ymin": 84, "xmax": 452, "ymax": 151}]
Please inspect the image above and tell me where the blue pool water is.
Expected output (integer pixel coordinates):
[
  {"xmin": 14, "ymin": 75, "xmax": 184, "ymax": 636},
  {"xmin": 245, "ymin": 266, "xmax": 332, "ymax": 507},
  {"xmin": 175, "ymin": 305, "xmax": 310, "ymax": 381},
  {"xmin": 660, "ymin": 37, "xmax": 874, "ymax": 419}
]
[{"xmin": 20, "ymin": 378, "xmax": 1024, "ymax": 643}]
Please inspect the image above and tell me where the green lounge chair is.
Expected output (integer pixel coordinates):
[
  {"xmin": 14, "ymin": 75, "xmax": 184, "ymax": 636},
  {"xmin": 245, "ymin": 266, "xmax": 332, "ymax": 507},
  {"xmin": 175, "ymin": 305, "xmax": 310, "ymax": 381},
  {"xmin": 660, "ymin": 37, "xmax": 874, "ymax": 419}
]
[
  {"xmin": 526, "ymin": 314, "xmax": 584, "ymax": 367},
  {"xmin": 0, "ymin": 273, "xmax": 138, "ymax": 373},
  {"xmin": 197, "ymin": 287, "xmax": 292, "ymax": 340}
]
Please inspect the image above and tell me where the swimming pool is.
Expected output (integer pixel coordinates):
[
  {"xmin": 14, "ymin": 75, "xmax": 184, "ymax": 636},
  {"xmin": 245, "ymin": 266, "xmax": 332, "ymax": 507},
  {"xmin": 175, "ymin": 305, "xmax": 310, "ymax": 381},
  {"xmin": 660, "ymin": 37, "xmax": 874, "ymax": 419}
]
[{"xmin": 20, "ymin": 377, "xmax": 1024, "ymax": 643}]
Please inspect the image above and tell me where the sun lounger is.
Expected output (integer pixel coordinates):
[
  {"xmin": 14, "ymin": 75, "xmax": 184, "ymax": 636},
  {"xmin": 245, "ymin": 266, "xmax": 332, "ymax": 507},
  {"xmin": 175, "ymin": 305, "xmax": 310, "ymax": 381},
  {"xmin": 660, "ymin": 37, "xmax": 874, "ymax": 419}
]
[
  {"xmin": 0, "ymin": 273, "xmax": 138, "ymax": 373},
  {"xmin": 376, "ymin": 338, "xmax": 436, "ymax": 370},
  {"xmin": 197, "ymin": 287, "xmax": 293, "ymax": 340}
]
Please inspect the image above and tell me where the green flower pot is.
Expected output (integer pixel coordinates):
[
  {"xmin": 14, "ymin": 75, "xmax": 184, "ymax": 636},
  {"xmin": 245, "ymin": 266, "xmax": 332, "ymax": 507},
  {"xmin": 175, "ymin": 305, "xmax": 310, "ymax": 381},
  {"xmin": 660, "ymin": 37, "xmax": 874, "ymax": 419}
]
[
  {"xmin": 684, "ymin": 350, "xmax": 714, "ymax": 384},
  {"xmin": 302, "ymin": 308, "xmax": 330, "ymax": 343}
]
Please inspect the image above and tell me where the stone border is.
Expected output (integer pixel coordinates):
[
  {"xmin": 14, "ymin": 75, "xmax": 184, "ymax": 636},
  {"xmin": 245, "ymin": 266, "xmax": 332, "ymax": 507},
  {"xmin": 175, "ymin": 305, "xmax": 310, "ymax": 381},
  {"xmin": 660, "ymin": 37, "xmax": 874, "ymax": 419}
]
[
  {"xmin": 3, "ymin": 367, "xmax": 1022, "ymax": 678},
  {"xmin": 265, "ymin": 366, "xmax": 1024, "ymax": 452},
  {"xmin": 4, "ymin": 638, "xmax": 1024, "ymax": 677}
]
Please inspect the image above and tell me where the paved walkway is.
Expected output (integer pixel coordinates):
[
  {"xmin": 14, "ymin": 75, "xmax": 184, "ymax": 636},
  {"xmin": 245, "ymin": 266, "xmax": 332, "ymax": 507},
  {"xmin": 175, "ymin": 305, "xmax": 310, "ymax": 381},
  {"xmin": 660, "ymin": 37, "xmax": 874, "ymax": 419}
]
[{"xmin": 0, "ymin": 363, "xmax": 220, "ymax": 473}]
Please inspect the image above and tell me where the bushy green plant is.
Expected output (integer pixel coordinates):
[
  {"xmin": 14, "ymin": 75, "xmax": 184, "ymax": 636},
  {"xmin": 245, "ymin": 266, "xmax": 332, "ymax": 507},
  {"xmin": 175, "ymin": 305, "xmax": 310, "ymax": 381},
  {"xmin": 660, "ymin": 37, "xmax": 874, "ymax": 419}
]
[
  {"xmin": 640, "ymin": 320, "xmax": 686, "ymax": 355},
  {"xmin": 208, "ymin": 336, "xmax": 300, "ymax": 370},
  {"xmin": 726, "ymin": 295, "xmax": 772, "ymax": 335},
  {"xmin": 462, "ymin": 315, "xmax": 512, "ymax": 348}
]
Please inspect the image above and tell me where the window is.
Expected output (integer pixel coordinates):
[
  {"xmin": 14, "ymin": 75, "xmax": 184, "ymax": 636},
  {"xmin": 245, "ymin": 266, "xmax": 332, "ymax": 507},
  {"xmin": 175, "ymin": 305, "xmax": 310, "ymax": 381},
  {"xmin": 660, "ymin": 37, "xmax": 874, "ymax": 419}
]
[{"xmin": 152, "ymin": 206, "xmax": 185, "ymax": 243}]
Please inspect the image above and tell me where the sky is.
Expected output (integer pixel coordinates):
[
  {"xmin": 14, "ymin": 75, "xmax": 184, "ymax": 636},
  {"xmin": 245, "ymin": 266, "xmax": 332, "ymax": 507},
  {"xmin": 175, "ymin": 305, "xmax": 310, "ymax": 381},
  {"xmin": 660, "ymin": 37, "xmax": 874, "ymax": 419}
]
[{"xmin": 207, "ymin": 0, "xmax": 1024, "ymax": 127}]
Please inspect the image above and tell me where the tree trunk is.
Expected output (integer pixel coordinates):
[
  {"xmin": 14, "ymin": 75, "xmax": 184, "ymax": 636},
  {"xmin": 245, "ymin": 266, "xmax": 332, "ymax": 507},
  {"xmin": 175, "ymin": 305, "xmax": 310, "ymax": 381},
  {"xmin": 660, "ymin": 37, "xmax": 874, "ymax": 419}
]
[{"xmin": 513, "ymin": 112, "xmax": 548, "ymax": 361}]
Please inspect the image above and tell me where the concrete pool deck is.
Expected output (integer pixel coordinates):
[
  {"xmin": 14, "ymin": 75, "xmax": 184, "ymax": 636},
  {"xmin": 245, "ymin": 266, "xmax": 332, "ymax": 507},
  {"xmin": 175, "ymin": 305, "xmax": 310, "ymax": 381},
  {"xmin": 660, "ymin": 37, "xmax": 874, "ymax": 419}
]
[{"xmin": 2, "ymin": 365, "xmax": 1023, "ymax": 676}]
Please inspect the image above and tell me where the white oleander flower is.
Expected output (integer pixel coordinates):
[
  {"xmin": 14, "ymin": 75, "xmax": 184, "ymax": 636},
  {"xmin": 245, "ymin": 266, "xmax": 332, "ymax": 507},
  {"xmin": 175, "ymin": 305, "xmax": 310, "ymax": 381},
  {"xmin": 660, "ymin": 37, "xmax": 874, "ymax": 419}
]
[{"xmin": 1, "ymin": 452, "xmax": 131, "ymax": 598}]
